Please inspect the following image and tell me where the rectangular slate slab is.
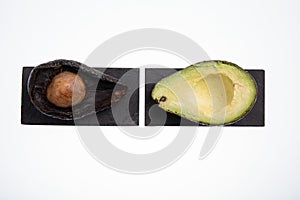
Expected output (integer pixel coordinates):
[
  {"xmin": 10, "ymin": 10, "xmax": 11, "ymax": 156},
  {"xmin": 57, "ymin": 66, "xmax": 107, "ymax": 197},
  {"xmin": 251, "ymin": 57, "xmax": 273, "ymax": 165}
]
[
  {"xmin": 21, "ymin": 67, "xmax": 139, "ymax": 126},
  {"xmin": 22, "ymin": 67, "xmax": 264, "ymax": 126},
  {"xmin": 145, "ymin": 68, "xmax": 265, "ymax": 126}
]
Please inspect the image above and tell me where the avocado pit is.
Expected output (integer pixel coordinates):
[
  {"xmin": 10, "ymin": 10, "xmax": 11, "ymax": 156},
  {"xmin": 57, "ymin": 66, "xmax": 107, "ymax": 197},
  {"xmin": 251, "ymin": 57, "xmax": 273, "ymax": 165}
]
[{"xmin": 46, "ymin": 71, "xmax": 86, "ymax": 108}]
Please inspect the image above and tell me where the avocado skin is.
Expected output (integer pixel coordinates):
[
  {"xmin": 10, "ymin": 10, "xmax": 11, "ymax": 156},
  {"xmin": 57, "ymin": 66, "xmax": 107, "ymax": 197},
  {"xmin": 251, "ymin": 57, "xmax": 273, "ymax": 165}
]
[
  {"xmin": 151, "ymin": 60, "xmax": 258, "ymax": 125},
  {"xmin": 28, "ymin": 59, "xmax": 127, "ymax": 120}
]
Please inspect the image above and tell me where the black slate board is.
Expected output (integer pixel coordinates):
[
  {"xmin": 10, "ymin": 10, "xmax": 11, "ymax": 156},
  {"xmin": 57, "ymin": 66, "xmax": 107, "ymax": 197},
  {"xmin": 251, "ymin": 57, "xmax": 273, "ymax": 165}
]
[
  {"xmin": 22, "ymin": 67, "xmax": 264, "ymax": 126},
  {"xmin": 21, "ymin": 67, "xmax": 139, "ymax": 126},
  {"xmin": 145, "ymin": 69, "xmax": 265, "ymax": 126}
]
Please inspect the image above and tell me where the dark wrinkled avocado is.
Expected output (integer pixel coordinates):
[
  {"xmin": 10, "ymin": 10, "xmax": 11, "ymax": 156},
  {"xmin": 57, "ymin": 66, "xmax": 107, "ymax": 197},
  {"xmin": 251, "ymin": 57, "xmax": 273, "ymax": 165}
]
[
  {"xmin": 27, "ymin": 59, "xmax": 127, "ymax": 120},
  {"xmin": 151, "ymin": 60, "xmax": 257, "ymax": 125}
]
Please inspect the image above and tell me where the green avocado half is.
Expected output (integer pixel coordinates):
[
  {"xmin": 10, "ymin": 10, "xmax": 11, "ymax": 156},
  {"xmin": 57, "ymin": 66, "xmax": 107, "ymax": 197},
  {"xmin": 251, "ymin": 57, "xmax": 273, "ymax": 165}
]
[{"xmin": 151, "ymin": 60, "xmax": 257, "ymax": 125}]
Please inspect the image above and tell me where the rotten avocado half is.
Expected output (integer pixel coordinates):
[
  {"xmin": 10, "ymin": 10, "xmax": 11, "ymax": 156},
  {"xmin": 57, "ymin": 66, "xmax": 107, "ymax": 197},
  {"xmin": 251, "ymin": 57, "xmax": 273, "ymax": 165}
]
[
  {"xmin": 151, "ymin": 60, "xmax": 257, "ymax": 125},
  {"xmin": 27, "ymin": 59, "xmax": 127, "ymax": 120}
]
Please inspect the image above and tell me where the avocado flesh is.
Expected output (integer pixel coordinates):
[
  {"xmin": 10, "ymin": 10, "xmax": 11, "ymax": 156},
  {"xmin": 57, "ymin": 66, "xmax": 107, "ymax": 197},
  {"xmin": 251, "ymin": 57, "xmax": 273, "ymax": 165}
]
[{"xmin": 151, "ymin": 61, "xmax": 257, "ymax": 125}]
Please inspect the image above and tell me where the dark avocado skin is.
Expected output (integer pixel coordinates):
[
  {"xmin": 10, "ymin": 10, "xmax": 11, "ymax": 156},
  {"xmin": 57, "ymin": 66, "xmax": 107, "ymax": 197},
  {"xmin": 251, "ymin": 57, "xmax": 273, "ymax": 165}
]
[{"xmin": 27, "ymin": 59, "xmax": 127, "ymax": 120}]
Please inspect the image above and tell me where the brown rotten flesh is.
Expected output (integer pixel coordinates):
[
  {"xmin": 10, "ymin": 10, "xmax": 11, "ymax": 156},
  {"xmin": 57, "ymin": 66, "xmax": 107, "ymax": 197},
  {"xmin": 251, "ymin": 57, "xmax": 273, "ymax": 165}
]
[{"xmin": 46, "ymin": 71, "xmax": 86, "ymax": 108}]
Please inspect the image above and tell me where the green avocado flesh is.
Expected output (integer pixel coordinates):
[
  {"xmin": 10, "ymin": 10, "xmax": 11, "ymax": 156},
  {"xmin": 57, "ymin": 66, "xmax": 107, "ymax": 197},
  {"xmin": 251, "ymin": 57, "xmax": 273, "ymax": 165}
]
[{"xmin": 151, "ymin": 60, "xmax": 257, "ymax": 125}]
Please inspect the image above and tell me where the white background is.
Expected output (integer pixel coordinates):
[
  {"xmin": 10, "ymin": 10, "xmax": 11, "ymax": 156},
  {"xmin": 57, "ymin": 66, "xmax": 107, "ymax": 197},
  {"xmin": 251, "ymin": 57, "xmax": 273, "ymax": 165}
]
[{"xmin": 1, "ymin": 0, "xmax": 300, "ymax": 199}]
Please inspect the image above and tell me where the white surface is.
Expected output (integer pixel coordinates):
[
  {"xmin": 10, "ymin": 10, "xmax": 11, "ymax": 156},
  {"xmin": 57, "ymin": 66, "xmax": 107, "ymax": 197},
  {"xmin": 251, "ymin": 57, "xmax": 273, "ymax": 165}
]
[{"xmin": 1, "ymin": 0, "xmax": 300, "ymax": 199}]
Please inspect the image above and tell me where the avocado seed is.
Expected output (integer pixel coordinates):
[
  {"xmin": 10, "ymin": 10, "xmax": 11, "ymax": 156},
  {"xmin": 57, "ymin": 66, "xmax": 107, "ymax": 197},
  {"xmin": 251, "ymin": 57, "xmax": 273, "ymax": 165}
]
[{"xmin": 46, "ymin": 71, "xmax": 86, "ymax": 108}]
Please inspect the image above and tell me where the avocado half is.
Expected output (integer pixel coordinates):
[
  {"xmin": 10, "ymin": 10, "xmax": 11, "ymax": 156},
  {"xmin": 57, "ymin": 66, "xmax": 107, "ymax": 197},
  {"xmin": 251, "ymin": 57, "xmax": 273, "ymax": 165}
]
[{"xmin": 151, "ymin": 60, "xmax": 257, "ymax": 125}]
